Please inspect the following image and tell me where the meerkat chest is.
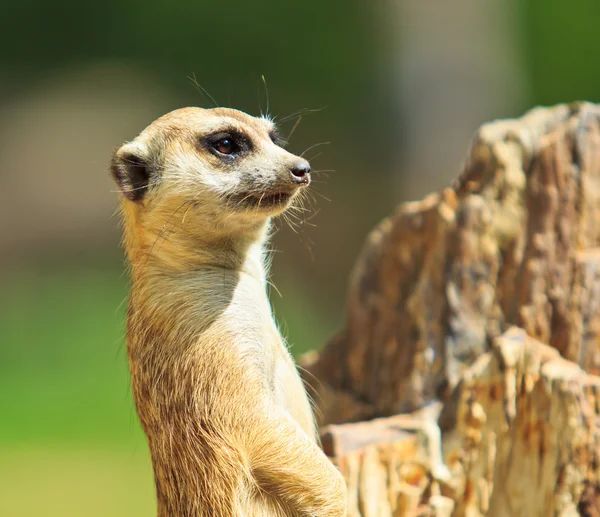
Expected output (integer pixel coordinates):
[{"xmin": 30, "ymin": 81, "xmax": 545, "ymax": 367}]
[
  {"xmin": 272, "ymin": 351, "xmax": 317, "ymax": 439},
  {"xmin": 167, "ymin": 269, "xmax": 316, "ymax": 437},
  {"xmin": 223, "ymin": 278, "xmax": 316, "ymax": 437}
]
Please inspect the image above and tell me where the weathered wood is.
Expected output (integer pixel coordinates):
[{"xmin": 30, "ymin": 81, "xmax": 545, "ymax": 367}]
[
  {"xmin": 321, "ymin": 403, "xmax": 454, "ymax": 517},
  {"xmin": 321, "ymin": 328, "xmax": 600, "ymax": 516},
  {"xmin": 303, "ymin": 103, "xmax": 600, "ymax": 516},
  {"xmin": 304, "ymin": 102, "xmax": 600, "ymax": 425}
]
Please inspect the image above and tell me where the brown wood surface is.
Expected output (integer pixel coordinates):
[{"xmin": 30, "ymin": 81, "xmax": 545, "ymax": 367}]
[{"xmin": 303, "ymin": 103, "xmax": 600, "ymax": 516}]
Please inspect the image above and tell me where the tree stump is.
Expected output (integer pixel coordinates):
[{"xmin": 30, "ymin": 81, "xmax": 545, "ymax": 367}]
[{"xmin": 301, "ymin": 103, "xmax": 600, "ymax": 516}]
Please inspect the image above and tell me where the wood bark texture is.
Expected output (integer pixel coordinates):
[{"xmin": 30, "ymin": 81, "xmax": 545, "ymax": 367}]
[{"xmin": 302, "ymin": 103, "xmax": 600, "ymax": 516}]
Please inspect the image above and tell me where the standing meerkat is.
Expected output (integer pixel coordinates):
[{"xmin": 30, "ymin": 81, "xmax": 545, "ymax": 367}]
[{"xmin": 110, "ymin": 107, "xmax": 347, "ymax": 516}]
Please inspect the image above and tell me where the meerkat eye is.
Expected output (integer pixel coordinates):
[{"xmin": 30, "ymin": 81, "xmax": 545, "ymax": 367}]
[
  {"xmin": 212, "ymin": 136, "xmax": 238, "ymax": 155},
  {"xmin": 205, "ymin": 131, "xmax": 250, "ymax": 157}
]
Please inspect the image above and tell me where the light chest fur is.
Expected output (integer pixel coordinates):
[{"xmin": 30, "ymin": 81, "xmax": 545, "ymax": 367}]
[{"xmin": 129, "ymin": 241, "xmax": 316, "ymax": 441}]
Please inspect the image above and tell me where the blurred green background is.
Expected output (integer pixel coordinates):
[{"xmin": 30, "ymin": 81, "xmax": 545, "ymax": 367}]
[{"xmin": 1, "ymin": 1, "xmax": 599, "ymax": 515}]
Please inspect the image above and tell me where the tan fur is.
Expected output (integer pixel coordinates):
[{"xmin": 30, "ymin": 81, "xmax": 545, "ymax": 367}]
[{"xmin": 111, "ymin": 107, "xmax": 347, "ymax": 516}]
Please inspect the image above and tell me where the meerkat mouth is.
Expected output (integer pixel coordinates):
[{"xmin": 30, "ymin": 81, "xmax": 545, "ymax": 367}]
[{"xmin": 230, "ymin": 190, "xmax": 294, "ymax": 210}]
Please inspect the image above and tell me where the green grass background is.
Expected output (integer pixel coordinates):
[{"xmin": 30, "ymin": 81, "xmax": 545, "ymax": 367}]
[{"xmin": 0, "ymin": 262, "xmax": 331, "ymax": 516}]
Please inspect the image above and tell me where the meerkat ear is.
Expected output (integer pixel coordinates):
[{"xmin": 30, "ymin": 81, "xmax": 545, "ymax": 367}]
[{"xmin": 110, "ymin": 143, "xmax": 152, "ymax": 202}]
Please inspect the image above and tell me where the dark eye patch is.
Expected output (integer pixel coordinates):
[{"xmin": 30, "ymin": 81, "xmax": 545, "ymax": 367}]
[
  {"xmin": 203, "ymin": 129, "xmax": 252, "ymax": 158},
  {"xmin": 269, "ymin": 129, "xmax": 287, "ymax": 147}
]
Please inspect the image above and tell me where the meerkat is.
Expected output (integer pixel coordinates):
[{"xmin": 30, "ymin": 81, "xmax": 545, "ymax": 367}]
[{"xmin": 110, "ymin": 107, "xmax": 347, "ymax": 517}]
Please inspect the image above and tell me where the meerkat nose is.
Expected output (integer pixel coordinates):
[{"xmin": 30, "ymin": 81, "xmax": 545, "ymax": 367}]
[{"xmin": 290, "ymin": 161, "xmax": 311, "ymax": 184}]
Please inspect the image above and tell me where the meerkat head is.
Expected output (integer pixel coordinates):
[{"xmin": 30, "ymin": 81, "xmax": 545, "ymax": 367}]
[{"xmin": 110, "ymin": 107, "xmax": 311, "ymax": 251}]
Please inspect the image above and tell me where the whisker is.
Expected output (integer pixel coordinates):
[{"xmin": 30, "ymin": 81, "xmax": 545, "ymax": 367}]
[
  {"xmin": 287, "ymin": 115, "xmax": 302, "ymax": 141},
  {"xmin": 282, "ymin": 212, "xmax": 300, "ymax": 234},
  {"xmin": 276, "ymin": 106, "xmax": 327, "ymax": 124},
  {"xmin": 188, "ymin": 74, "xmax": 219, "ymax": 107},
  {"xmin": 181, "ymin": 192, "xmax": 202, "ymax": 225},
  {"xmin": 296, "ymin": 362, "xmax": 325, "ymax": 417},
  {"xmin": 262, "ymin": 75, "xmax": 270, "ymax": 118},
  {"xmin": 152, "ymin": 205, "xmax": 189, "ymax": 256},
  {"xmin": 300, "ymin": 141, "xmax": 330, "ymax": 158},
  {"xmin": 266, "ymin": 278, "xmax": 282, "ymax": 298},
  {"xmin": 305, "ymin": 151, "xmax": 323, "ymax": 162},
  {"xmin": 110, "ymin": 184, "xmax": 152, "ymax": 194},
  {"xmin": 311, "ymin": 169, "xmax": 336, "ymax": 174},
  {"xmin": 287, "ymin": 204, "xmax": 311, "ymax": 213},
  {"xmin": 310, "ymin": 189, "xmax": 331, "ymax": 204},
  {"xmin": 145, "ymin": 200, "xmax": 193, "ymax": 264}
]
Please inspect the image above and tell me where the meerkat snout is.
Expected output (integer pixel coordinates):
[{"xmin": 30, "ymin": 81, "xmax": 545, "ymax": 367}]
[{"xmin": 290, "ymin": 160, "xmax": 311, "ymax": 184}]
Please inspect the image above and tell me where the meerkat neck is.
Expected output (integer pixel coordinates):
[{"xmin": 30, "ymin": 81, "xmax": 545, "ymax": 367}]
[{"xmin": 124, "ymin": 209, "xmax": 272, "ymax": 283}]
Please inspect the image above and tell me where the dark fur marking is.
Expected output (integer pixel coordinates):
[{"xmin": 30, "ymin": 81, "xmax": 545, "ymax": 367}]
[{"xmin": 110, "ymin": 151, "xmax": 152, "ymax": 201}]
